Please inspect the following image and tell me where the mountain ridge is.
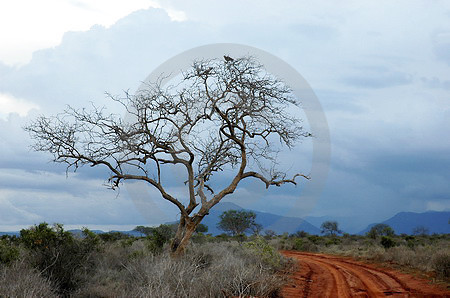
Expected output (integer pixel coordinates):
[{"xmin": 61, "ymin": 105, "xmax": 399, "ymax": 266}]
[
  {"xmin": 359, "ymin": 210, "xmax": 450, "ymax": 235},
  {"xmin": 1, "ymin": 207, "xmax": 448, "ymax": 236}
]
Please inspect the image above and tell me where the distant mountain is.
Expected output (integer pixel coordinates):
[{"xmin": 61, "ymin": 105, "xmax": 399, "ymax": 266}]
[
  {"xmin": 0, "ymin": 231, "xmax": 20, "ymax": 237},
  {"xmin": 200, "ymin": 202, "xmax": 321, "ymax": 235},
  {"xmin": 67, "ymin": 229, "xmax": 105, "ymax": 237},
  {"xmin": 359, "ymin": 211, "xmax": 450, "ymax": 235},
  {"xmin": 0, "ymin": 229, "xmax": 142, "ymax": 238},
  {"xmin": 67, "ymin": 229, "xmax": 144, "ymax": 237},
  {"xmin": 304, "ymin": 215, "xmax": 365, "ymax": 234},
  {"xmin": 2, "ymin": 209, "xmax": 448, "ymax": 237},
  {"xmin": 110, "ymin": 230, "xmax": 144, "ymax": 237}
]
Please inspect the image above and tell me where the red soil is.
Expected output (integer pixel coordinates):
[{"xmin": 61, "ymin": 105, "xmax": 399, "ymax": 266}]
[{"xmin": 280, "ymin": 251, "xmax": 449, "ymax": 297}]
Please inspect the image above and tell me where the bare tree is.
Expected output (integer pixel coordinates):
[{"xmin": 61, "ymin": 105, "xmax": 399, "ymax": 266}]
[{"xmin": 25, "ymin": 56, "xmax": 311, "ymax": 256}]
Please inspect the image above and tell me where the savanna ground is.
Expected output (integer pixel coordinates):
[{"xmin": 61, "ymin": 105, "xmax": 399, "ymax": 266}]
[{"xmin": 0, "ymin": 223, "xmax": 449, "ymax": 297}]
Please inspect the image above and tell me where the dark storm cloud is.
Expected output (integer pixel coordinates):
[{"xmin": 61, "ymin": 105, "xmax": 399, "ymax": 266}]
[{"xmin": 353, "ymin": 150, "xmax": 450, "ymax": 199}]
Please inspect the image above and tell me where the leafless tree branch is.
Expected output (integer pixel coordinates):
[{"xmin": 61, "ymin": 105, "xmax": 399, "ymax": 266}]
[{"xmin": 25, "ymin": 56, "xmax": 311, "ymax": 256}]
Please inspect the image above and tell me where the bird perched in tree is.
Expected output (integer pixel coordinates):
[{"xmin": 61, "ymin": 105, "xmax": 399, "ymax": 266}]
[{"xmin": 223, "ymin": 55, "xmax": 234, "ymax": 62}]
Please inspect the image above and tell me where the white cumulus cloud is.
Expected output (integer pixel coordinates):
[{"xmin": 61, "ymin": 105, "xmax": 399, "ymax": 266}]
[
  {"xmin": 0, "ymin": 0, "xmax": 186, "ymax": 66},
  {"xmin": 0, "ymin": 93, "xmax": 39, "ymax": 119}
]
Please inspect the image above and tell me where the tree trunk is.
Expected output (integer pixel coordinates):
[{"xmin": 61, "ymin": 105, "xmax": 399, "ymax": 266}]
[{"xmin": 170, "ymin": 218, "xmax": 197, "ymax": 257}]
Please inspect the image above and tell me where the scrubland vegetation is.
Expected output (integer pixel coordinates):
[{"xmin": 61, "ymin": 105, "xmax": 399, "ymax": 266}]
[
  {"xmin": 0, "ymin": 223, "xmax": 294, "ymax": 297},
  {"xmin": 0, "ymin": 220, "xmax": 448, "ymax": 297}
]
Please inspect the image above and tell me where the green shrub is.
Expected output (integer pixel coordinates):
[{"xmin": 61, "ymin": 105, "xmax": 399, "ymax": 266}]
[
  {"xmin": 403, "ymin": 236, "xmax": 416, "ymax": 249},
  {"xmin": 19, "ymin": 223, "xmax": 100, "ymax": 295},
  {"xmin": 146, "ymin": 237, "xmax": 165, "ymax": 254},
  {"xmin": 232, "ymin": 234, "xmax": 247, "ymax": 243},
  {"xmin": 20, "ymin": 223, "xmax": 72, "ymax": 250},
  {"xmin": 291, "ymin": 230, "xmax": 309, "ymax": 238},
  {"xmin": 291, "ymin": 238, "xmax": 316, "ymax": 251},
  {"xmin": 367, "ymin": 224, "xmax": 394, "ymax": 239},
  {"xmin": 0, "ymin": 239, "xmax": 19, "ymax": 265},
  {"xmin": 307, "ymin": 235, "xmax": 320, "ymax": 244},
  {"xmin": 140, "ymin": 224, "xmax": 176, "ymax": 254},
  {"xmin": 325, "ymin": 237, "xmax": 341, "ymax": 246},
  {"xmin": 293, "ymin": 238, "xmax": 304, "ymax": 251},
  {"xmin": 99, "ymin": 231, "xmax": 131, "ymax": 242},
  {"xmin": 216, "ymin": 233, "xmax": 230, "ymax": 242},
  {"xmin": 380, "ymin": 236, "xmax": 395, "ymax": 249},
  {"xmin": 244, "ymin": 237, "xmax": 282, "ymax": 268}
]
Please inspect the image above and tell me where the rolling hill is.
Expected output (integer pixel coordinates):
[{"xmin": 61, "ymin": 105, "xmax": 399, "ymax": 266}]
[
  {"xmin": 359, "ymin": 211, "xmax": 450, "ymax": 235},
  {"xmin": 2, "ymin": 208, "xmax": 448, "ymax": 237},
  {"xmin": 200, "ymin": 202, "xmax": 321, "ymax": 235}
]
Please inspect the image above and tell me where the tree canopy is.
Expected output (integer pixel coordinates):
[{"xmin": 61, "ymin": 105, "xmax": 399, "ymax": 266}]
[
  {"xmin": 320, "ymin": 221, "xmax": 342, "ymax": 236},
  {"xmin": 367, "ymin": 224, "xmax": 394, "ymax": 239},
  {"xmin": 217, "ymin": 209, "xmax": 259, "ymax": 236}
]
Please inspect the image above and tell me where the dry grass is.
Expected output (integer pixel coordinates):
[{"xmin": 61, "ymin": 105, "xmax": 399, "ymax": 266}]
[
  {"xmin": 0, "ymin": 235, "xmax": 292, "ymax": 297},
  {"xmin": 74, "ymin": 240, "xmax": 290, "ymax": 297},
  {"xmin": 319, "ymin": 241, "xmax": 449, "ymax": 276},
  {"xmin": 0, "ymin": 260, "xmax": 57, "ymax": 297}
]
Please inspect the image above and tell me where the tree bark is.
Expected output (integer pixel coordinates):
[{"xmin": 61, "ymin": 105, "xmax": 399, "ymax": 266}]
[{"xmin": 170, "ymin": 217, "xmax": 199, "ymax": 257}]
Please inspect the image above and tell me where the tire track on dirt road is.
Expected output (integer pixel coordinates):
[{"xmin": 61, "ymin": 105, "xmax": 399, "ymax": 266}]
[{"xmin": 281, "ymin": 251, "xmax": 450, "ymax": 297}]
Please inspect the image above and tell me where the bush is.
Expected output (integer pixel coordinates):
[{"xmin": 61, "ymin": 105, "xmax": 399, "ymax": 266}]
[
  {"xmin": 0, "ymin": 239, "xmax": 19, "ymax": 265},
  {"xmin": 19, "ymin": 223, "xmax": 100, "ymax": 295},
  {"xmin": 367, "ymin": 224, "xmax": 394, "ymax": 239},
  {"xmin": 292, "ymin": 238, "xmax": 318, "ymax": 252},
  {"xmin": 307, "ymin": 235, "xmax": 321, "ymax": 245},
  {"xmin": 432, "ymin": 252, "xmax": 450, "ymax": 279},
  {"xmin": 135, "ymin": 224, "xmax": 177, "ymax": 254},
  {"xmin": 380, "ymin": 236, "xmax": 395, "ymax": 249},
  {"xmin": 291, "ymin": 230, "xmax": 309, "ymax": 238},
  {"xmin": 325, "ymin": 237, "xmax": 341, "ymax": 246},
  {"xmin": 293, "ymin": 238, "xmax": 304, "ymax": 251},
  {"xmin": 99, "ymin": 231, "xmax": 131, "ymax": 242},
  {"xmin": 244, "ymin": 237, "xmax": 282, "ymax": 268}
]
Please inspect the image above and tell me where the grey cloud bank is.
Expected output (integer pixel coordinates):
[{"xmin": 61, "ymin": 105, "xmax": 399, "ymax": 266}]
[{"xmin": 0, "ymin": 1, "xmax": 449, "ymax": 232}]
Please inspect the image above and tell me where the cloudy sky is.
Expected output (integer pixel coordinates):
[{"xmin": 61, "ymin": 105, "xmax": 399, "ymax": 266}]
[{"xmin": 0, "ymin": 0, "xmax": 449, "ymax": 233}]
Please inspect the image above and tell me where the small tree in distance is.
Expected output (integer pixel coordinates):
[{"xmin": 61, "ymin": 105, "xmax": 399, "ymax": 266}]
[
  {"xmin": 320, "ymin": 221, "xmax": 342, "ymax": 236},
  {"xmin": 25, "ymin": 56, "xmax": 311, "ymax": 256},
  {"xmin": 194, "ymin": 223, "xmax": 209, "ymax": 234},
  {"xmin": 217, "ymin": 210, "xmax": 259, "ymax": 236},
  {"xmin": 367, "ymin": 223, "xmax": 394, "ymax": 239}
]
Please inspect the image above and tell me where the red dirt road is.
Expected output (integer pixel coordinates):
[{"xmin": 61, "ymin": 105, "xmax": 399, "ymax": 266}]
[{"xmin": 280, "ymin": 251, "xmax": 449, "ymax": 297}]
